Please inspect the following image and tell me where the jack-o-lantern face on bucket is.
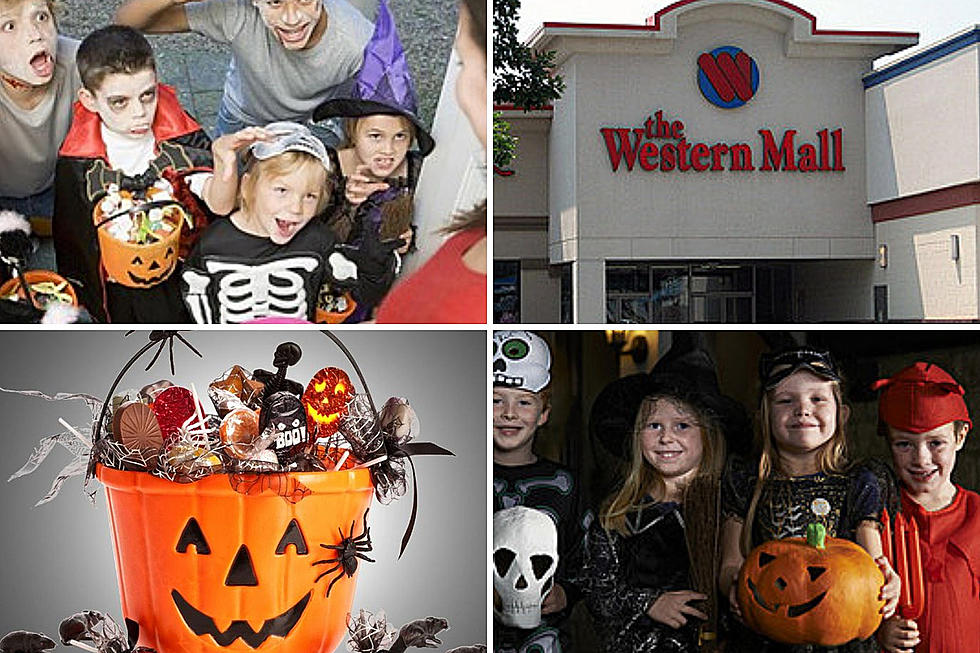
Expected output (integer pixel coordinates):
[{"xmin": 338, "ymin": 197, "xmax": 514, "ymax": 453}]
[
  {"xmin": 127, "ymin": 246, "xmax": 176, "ymax": 286},
  {"xmin": 736, "ymin": 529, "xmax": 884, "ymax": 646},
  {"xmin": 98, "ymin": 465, "xmax": 373, "ymax": 652},
  {"xmin": 302, "ymin": 367, "xmax": 354, "ymax": 438}
]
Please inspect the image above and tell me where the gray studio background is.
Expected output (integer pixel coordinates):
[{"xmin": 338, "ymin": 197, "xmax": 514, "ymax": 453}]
[{"xmin": 0, "ymin": 330, "xmax": 485, "ymax": 650}]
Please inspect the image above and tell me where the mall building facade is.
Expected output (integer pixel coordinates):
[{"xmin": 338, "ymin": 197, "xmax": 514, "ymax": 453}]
[{"xmin": 493, "ymin": 0, "xmax": 980, "ymax": 323}]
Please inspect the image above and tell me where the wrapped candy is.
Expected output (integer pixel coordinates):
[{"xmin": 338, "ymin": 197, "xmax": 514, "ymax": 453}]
[{"xmin": 209, "ymin": 365, "xmax": 265, "ymax": 416}]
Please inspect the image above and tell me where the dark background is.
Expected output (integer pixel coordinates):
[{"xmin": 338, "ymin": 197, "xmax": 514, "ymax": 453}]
[{"xmin": 527, "ymin": 329, "xmax": 980, "ymax": 648}]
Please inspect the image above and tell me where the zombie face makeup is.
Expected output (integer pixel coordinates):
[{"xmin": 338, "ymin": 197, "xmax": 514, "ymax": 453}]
[
  {"xmin": 351, "ymin": 115, "xmax": 411, "ymax": 179},
  {"xmin": 78, "ymin": 69, "xmax": 159, "ymax": 140},
  {"xmin": 0, "ymin": 0, "xmax": 58, "ymax": 89},
  {"xmin": 253, "ymin": 0, "xmax": 324, "ymax": 51}
]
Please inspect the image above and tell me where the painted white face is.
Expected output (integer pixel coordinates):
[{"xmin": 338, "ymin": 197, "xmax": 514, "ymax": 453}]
[
  {"xmin": 492, "ymin": 331, "xmax": 551, "ymax": 392},
  {"xmin": 247, "ymin": 161, "xmax": 326, "ymax": 245},
  {"xmin": 79, "ymin": 69, "xmax": 158, "ymax": 140},
  {"xmin": 639, "ymin": 399, "xmax": 705, "ymax": 483},
  {"xmin": 888, "ymin": 422, "xmax": 966, "ymax": 499},
  {"xmin": 0, "ymin": 0, "xmax": 58, "ymax": 87},
  {"xmin": 351, "ymin": 115, "xmax": 412, "ymax": 180},
  {"xmin": 454, "ymin": 4, "xmax": 486, "ymax": 149},
  {"xmin": 769, "ymin": 370, "xmax": 839, "ymax": 456},
  {"xmin": 492, "ymin": 506, "xmax": 558, "ymax": 629},
  {"xmin": 253, "ymin": 0, "xmax": 322, "ymax": 50}
]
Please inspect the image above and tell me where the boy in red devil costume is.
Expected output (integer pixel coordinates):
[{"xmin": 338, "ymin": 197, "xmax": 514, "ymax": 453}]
[
  {"xmin": 874, "ymin": 362, "xmax": 980, "ymax": 653},
  {"xmin": 53, "ymin": 25, "xmax": 212, "ymax": 322}
]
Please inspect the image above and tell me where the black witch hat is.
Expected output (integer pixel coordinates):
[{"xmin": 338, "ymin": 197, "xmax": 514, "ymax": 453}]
[{"xmin": 589, "ymin": 334, "xmax": 752, "ymax": 460}]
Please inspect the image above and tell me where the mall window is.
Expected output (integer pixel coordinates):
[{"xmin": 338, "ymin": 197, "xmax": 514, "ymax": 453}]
[
  {"xmin": 559, "ymin": 264, "xmax": 573, "ymax": 323},
  {"xmin": 493, "ymin": 260, "xmax": 521, "ymax": 323}
]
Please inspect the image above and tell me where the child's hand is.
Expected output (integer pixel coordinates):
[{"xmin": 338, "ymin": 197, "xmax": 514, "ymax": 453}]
[
  {"xmin": 875, "ymin": 556, "xmax": 901, "ymax": 619},
  {"xmin": 646, "ymin": 591, "xmax": 708, "ymax": 629},
  {"xmin": 540, "ymin": 582, "xmax": 567, "ymax": 614},
  {"xmin": 727, "ymin": 579, "xmax": 743, "ymax": 621},
  {"xmin": 395, "ymin": 228, "xmax": 413, "ymax": 255},
  {"xmin": 212, "ymin": 127, "xmax": 276, "ymax": 181},
  {"xmin": 345, "ymin": 164, "xmax": 390, "ymax": 205},
  {"xmin": 876, "ymin": 616, "xmax": 920, "ymax": 653}
]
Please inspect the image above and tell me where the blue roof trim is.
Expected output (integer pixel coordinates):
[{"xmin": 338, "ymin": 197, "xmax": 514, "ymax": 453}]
[{"xmin": 864, "ymin": 27, "xmax": 980, "ymax": 89}]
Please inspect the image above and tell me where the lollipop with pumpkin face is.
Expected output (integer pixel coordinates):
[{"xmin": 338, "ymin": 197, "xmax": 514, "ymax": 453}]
[{"xmin": 303, "ymin": 367, "xmax": 354, "ymax": 439}]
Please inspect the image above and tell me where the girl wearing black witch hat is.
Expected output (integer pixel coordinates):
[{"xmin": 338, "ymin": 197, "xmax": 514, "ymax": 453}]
[{"xmin": 581, "ymin": 372, "xmax": 728, "ymax": 652}]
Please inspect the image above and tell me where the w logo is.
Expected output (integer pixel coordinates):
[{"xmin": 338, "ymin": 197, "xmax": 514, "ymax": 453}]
[{"xmin": 697, "ymin": 46, "xmax": 759, "ymax": 109}]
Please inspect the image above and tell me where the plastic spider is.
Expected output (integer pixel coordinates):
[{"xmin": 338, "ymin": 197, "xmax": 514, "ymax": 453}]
[{"xmin": 313, "ymin": 508, "xmax": 375, "ymax": 597}]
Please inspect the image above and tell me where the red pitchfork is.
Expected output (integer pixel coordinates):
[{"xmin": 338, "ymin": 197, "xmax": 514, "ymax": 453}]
[{"xmin": 880, "ymin": 507, "xmax": 925, "ymax": 620}]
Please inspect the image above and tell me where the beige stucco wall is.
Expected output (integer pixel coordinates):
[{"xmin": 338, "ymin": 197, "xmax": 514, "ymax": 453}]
[
  {"xmin": 873, "ymin": 205, "xmax": 980, "ymax": 320},
  {"xmin": 866, "ymin": 36, "xmax": 980, "ymax": 204},
  {"xmin": 493, "ymin": 112, "xmax": 551, "ymax": 218},
  {"xmin": 548, "ymin": 17, "xmax": 885, "ymax": 265}
]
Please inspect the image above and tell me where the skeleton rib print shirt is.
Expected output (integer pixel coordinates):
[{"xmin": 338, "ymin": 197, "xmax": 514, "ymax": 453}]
[{"xmin": 181, "ymin": 218, "xmax": 336, "ymax": 324}]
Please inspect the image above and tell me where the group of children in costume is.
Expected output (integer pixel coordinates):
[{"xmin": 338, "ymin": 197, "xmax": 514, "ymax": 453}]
[
  {"xmin": 492, "ymin": 331, "xmax": 980, "ymax": 653},
  {"xmin": 0, "ymin": 0, "xmax": 445, "ymax": 323}
]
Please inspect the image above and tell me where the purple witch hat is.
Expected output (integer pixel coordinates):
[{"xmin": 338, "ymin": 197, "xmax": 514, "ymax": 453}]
[{"xmin": 313, "ymin": 0, "xmax": 435, "ymax": 156}]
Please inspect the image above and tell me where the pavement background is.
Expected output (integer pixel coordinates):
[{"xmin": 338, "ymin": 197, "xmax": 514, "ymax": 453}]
[{"xmin": 57, "ymin": 0, "xmax": 458, "ymax": 137}]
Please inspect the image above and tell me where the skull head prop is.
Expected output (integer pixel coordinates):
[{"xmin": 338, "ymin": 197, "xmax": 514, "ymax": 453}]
[
  {"xmin": 492, "ymin": 331, "xmax": 551, "ymax": 392},
  {"xmin": 492, "ymin": 506, "xmax": 558, "ymax": 629}
]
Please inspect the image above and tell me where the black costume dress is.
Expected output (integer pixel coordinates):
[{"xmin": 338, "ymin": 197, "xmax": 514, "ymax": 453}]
[
  {"xmin": 721, "ymin": 455, "xmax": 899, "ymax": 653},
  {"xmin": 578, "ymin": 497, "xmax": 701, "ymax": 652},
  {"xmin": 493, "ymin": 458, "xmax": 587, "ymax": 653},
  {"xmin": 53, "ymin": 84, "xmax": 212, "ymax": 323}
]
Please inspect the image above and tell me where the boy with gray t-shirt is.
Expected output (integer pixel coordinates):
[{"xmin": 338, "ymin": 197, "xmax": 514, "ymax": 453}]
[{"xmin": 114, "ymin": 0, "xmax": 372, "ymax": 142}]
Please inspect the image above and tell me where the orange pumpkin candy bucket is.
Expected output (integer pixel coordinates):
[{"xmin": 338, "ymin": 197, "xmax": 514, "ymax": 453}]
[
  {"xmin": 92, "ymin": 186, "xmax": 187, "ymax": 288},
  {"xmin": 85, "ymin": 333, "xmax": 447, "ymax": 653}
]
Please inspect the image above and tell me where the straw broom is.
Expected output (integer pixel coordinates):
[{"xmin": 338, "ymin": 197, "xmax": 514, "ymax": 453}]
[{"xmin": 683, "ymin": 474, "xmax": 721, "ymax": 652}]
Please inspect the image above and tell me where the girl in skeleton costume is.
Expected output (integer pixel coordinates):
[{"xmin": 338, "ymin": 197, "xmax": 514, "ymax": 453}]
[
  {"xmin": 181, "ymin": 122, "xmax": 344, "ymax": 323},
  {"xmin": 312, "ymin": 0, "xmax": 432, "ymax": 322},
  {"xmin": 580, "ymin": 356, "xmax": 733, "ymax": 653},
  {"xmin": 718, "ymin": 347, "xmax": 901, "ymax": 653}
]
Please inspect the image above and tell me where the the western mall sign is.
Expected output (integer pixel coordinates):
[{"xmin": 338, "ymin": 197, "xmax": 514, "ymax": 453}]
[{"xmin": 600, "ymin": 109, "xmax": 844, "ymax": 173}]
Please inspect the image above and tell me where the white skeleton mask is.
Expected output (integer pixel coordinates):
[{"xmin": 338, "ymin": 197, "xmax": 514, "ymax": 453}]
[
  {"xmin": 492, "ymin": 506, "xmax": 558, "ymax": 629},
  {"xmin": 492, "ymin": 331, "xmax": 551, "ymax": 392}
]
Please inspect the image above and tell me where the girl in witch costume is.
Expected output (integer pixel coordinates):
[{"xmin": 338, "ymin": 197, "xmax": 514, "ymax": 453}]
[
  {"xmin": 312, "ymin": 0, "xmax": 433, "ymax": 322},
  {"xmin": 718, "ymin": 347, "xmax": 902, "ymax": 653},
  {"xmin": 180, "ymin": 122, "xmax": 347, "ymax": 323},
  {"xmin": 580, "ymin": 343, "xmax": 745, "ymax": 652},
  {"xmin": 872, "ymin": 363, "xmax": 980, "ymax": 653}
]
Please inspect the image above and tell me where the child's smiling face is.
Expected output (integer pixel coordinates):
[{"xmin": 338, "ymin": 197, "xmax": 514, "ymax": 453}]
[
  {"xmin": 888, "ymin": 422, "xmax": 966, "ymax": 498},
  {"xmin": 0, "ymin": 0, "xmax": 57, "ymax": 87},
  {"xmin": 252, "ymin": 0, "xmax": 324, "ymax": 50},
  {"xmin": 351, "ymin": 115, "xmax": 412, "ymax": 179},
  {"xmin": 769, "ymin": 370, "xmax": 840, "ymax": 457},
  {"xmin": 245, "ymin": 160, "xmax": 326, "ymax": 244},
  {"xmin": 639, "ymin": 398, "xmax": 704, "ymax": 483},
  {"xmin": 492, "ymin": 387, "xmax": 549, "ymax": 459}
]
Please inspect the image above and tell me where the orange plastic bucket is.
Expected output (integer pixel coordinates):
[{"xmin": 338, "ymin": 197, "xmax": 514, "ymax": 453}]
[
  {"xmin": 97, "ymin": 464, "xmax": 373, "ymax": 652},
  {"xmin": 314, "ymin": 293, "xmax": 357, "ymax": 324},
  {"xmin": 0, "ymin": 269, "xmax": 78, "ymax": 307},
  {"xmin": 93, "ymin": 201, "xmax": 184, "ymax": 288}
]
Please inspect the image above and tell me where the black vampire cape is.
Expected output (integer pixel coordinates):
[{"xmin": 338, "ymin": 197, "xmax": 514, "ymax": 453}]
[{"xmin": 53, "ymin": 84, "xmax": 213, "ymax": 323}]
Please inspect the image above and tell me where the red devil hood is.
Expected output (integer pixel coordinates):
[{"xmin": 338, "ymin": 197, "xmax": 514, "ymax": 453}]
[{"xmin": 59, "ymin": 84, "xmax": 202, "ymax": 160}]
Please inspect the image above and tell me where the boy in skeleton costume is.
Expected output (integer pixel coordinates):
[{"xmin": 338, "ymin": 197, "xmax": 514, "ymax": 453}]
[
  {"xmin": 181, "ymin": 122, "xmax": 344, "ymax": 323},
  {"xmin": 53, "ymin": 26, "xmax": 212, "ymax": 323},
  {"xmin": 492, "ymin": 331, "xmax": 586, "ymax": 653},
  {"xmin": 313, "ymin": 0, "xmax": 433, "ymax": 322}
]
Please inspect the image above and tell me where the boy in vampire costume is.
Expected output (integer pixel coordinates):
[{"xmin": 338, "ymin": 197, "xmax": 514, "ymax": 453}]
[{"xmin": 53, "ymin": 26, "xmax": 213, "ymax": 323}]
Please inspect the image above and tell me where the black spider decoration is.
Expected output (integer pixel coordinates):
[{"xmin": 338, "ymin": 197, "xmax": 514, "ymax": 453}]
[{"xmin": 313, "ymin": 508, "xmax": 375, "ymax": 597}]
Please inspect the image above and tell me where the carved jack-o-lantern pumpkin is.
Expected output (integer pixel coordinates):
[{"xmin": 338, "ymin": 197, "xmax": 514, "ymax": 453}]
[
  {"xmin": 736, "ymin": 524, "xmax": 884, "ymax": 646},
  {"xmin": 302, "ymin": 367, "xmax": 354, "ymax": 438},
  {"xmin": 94, "ymin": 198, "xmax": 184, "ymax": 288},
  {"xmin": 97, "ymin": 465, "xmax": 373, "ymax": 652}
]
